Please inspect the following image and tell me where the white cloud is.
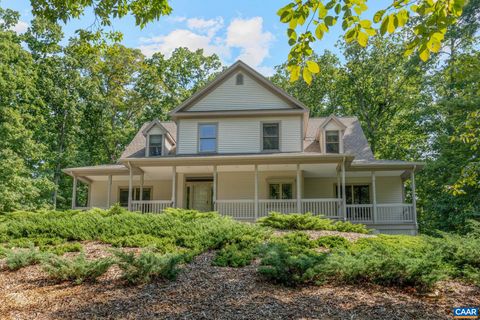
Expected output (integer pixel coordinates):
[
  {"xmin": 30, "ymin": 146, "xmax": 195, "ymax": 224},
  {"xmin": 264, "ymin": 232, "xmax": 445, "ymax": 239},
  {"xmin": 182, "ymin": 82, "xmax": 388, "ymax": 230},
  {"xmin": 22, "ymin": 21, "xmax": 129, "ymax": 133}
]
[
  {"xmin": 138, "ymin": 16, "xmax": 274, "ymax": 75},
  {"xmin": 10, "ymin": 20, "xmax": 29, "ymax": 34},
  {"xmin": 226, "ymin": 17, "xmax": 274, "ymax": 68},
  {"xmin": 139, "ymin": 29, "xmax": 229, "ymax": 58}
]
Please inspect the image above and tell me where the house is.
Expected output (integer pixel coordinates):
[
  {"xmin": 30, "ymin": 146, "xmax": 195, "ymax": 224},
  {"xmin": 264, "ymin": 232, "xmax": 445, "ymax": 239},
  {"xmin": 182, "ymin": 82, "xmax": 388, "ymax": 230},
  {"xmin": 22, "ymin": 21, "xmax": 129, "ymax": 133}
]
[{"xmin": 63, "ymin": 61, "xmax": 424, "ymax": 235}]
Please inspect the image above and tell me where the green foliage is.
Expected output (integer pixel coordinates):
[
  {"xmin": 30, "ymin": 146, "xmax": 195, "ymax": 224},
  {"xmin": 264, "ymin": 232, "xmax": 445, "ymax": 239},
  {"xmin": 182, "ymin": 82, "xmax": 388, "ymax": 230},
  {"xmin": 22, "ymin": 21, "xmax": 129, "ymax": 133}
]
[
  {"xmin": 0, "ymin": 245, "xmax": 10, "ymax": 258},
  {"xmin": 5, "ymin": 248, "xmax": 47, "ymax": 270},
  {"xmin": 213, "ymin": 234, "xmax": 265, "ymax": 268},
  {"xmin": 258, "ymin": 212, "xmax": 370, "ymax": 234},
  {"xmin": 113, "ymin": 250, "xmax": 183, "ymax": 285},
  {"xmin": 40, "ymin": 242, "xmax": 83, "ymax": 256},
  {"xmin": 278, "ymin": 0, "xmax": 466, "ymax": 83},
  {"xmin": 258, "ymin": 235, "xmax": 326, "ymax": 286},
  {"xmin": 43, "ymin": 254, "xmax": 113, "ymax": 284},
  {"xmin": 317, "ymin": 236, "xmax": 447, "ymax": 291},
  {"xmin": 316, "ymin": 235, "xmax": 351, "ymax": 249},
  {"xmin": 106, "ymin": 234, "xmax": 179, "ymax": 254}
]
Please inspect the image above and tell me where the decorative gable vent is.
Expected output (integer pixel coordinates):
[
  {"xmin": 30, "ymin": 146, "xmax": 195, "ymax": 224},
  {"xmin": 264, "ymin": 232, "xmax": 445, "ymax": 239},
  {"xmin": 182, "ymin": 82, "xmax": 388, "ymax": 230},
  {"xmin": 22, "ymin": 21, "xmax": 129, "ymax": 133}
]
[{"xmin": 236, "ymin": 73, "xmax": 244, "ymax": 85}]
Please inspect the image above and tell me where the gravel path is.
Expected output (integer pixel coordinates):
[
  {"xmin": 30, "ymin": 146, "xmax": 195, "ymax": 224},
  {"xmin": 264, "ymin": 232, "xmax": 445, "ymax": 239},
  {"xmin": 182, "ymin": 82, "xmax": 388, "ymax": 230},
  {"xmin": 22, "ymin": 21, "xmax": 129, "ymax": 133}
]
[{"xmin": 1, "ymin": 242, "xmax": 479, "ymax": 320}]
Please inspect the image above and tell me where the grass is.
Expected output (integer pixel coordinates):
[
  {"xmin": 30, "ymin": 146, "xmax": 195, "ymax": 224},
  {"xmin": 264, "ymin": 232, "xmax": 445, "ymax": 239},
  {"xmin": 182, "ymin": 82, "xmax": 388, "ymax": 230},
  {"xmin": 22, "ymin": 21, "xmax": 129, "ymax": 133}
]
[{"xmin": 257, "ymin": 212, "xmax": 370, "ymax": 234}]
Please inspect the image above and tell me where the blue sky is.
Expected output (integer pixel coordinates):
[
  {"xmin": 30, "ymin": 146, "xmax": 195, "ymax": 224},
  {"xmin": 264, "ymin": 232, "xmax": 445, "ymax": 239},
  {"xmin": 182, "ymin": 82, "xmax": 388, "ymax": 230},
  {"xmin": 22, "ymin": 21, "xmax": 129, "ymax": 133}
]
[{"xmin": 3, "ymin": 0, "xmax": 384, "ymax": 75}]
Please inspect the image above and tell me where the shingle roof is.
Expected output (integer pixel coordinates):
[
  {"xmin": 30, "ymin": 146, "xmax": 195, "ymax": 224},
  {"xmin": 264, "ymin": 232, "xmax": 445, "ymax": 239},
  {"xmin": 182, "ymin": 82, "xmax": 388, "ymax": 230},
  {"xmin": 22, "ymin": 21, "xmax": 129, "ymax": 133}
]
[
  {"xmin": 304, "ymin": 117, "xmax": 375, "ymax": 161},
  {"xmin": 120, "ymin": 121, "xmax": 177, "ymax": 159},
  {"xmin": 120, "ymin": 117, "xmax": 375, "ymax": 161}
]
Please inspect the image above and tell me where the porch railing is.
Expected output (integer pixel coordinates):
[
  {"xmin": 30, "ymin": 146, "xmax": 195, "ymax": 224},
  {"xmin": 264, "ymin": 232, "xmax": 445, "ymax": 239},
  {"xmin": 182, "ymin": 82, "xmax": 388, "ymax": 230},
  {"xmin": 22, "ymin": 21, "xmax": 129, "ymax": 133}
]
[
  {"xmin": 301, "ymin": 198, "xmax": 341, "ymax": 219},
  {"xmin": 131, "ymin": 200, "xmax": 173, "ymax": 213},
  {"xmin": 215, "ymin": 200, "xmax": 255, "ymax": 220},
  {"xmin": 346, "ymin": 204, "xmax": 373, "ymax": 223},
  {"xmin": 258, "ymin": 199, "xmax": 297, "ymax": 217},
  {"xmin": 377, "ymin": 204, "xmax": 414, "ymax": 223}
]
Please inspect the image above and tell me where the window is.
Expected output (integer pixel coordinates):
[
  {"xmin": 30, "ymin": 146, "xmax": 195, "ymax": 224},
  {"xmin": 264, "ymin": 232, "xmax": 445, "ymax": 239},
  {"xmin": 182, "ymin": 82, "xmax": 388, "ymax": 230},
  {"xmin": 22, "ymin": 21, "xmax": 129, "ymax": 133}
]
[
  {"xmin": 262, "ymin": 123, "xmax": 280, "ymax": 151},
  {"xmin": 198, "ymin": 123, "xmax": 217, "ymax": 153},
  {"xmin": 148, "ymin": 134, "xmax": 163, "ymax": 156},
  {"xmin": 325, "ymin": 130, "xmax": 340, "ymax": 153},
  {"xmin": 236, "ymin": 73, "xmax": 244, "ymax": 85},
  {"xmin": 269, "ymin": 183, "xmax": 293, "ymax": 199},
  {"xmin": 119, "ymin": 187, "xmax": 151, "ymax": 207},
  {"xmin": 336, "ymin": 185, "xmax": 370, "ymax": 204}
]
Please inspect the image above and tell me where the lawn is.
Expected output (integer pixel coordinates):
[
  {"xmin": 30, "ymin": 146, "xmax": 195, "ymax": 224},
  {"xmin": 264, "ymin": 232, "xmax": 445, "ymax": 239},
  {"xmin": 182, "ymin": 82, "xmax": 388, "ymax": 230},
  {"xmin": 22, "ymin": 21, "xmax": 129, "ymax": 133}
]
[{"xmin": 1, "ymin": 207, "xmax": 479, "ymax": 319}]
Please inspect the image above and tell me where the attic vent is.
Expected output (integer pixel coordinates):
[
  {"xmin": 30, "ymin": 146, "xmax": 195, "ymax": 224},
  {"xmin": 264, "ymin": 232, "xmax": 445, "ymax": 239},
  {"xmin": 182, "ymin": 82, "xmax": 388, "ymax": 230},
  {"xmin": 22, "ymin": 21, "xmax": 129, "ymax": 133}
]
[{"xmin": 236, "ymin": 73, "xmax": 244, "ymax": 85}]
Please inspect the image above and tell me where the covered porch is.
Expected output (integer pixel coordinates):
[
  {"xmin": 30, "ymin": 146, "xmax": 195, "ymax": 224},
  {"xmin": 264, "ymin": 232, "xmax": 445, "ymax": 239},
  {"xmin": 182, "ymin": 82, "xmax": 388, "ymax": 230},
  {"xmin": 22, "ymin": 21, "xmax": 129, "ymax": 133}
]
[{"xmin": 64, "ymin": 154, "xmax": 421, "ymax": 234}]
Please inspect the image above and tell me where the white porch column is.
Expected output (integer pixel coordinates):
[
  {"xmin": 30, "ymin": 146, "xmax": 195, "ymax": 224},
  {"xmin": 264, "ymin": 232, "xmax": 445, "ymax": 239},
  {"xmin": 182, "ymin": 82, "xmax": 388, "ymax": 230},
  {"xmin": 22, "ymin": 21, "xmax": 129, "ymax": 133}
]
[
  {"xmin": 341, "ymin": 159, "xmax": 346, "ymax": 221},
  {"xmin": 254, "ymin": 164, "xmax": 259, "ymax": 220},
  {"xmin": 172, "ymin": 166, "xmax": 177, "ymax": 207},
  {"xmin": 372, "ymin": 171, "xmax": 377, "ymax": 224},
  {"xmin": 296, "ymin": 164, "xmax": 301, "ymax": 213},
  {"xmin": 336, "ymin": 170, "xmax": 341, "ymax": 215},
  {"xmin": 411, "ymin": 167, "xmax": 417, "ymax": 228},
  {"xmin": 128, "ymin": 164, "xmax": 133, "ymax": 211},
  {"xmin": 139, "ymin": 173, "xmax": 144, "ymax": 201},
  {"xmin": 213, "ymin": 165, "xmax": 217, "ymax": 211},
  {"xmin": 71, "ymin": 176, "xmax": 77, "ymax": 209},
  {"xmin": 107, "ymin": 175, "xmax": 112, "ymax": 208}
]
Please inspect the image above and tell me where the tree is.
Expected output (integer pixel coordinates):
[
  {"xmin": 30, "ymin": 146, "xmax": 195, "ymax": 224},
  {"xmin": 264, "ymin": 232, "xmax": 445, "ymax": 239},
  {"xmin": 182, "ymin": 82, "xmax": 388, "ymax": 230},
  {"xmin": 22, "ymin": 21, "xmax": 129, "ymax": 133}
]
[
  {"xmin": 277, "ymin": 0, "xmax": 467, "ymax": 83},
  {"xmin": 0, "ymin": 8, "xmax": 53, "ymax": 211}
]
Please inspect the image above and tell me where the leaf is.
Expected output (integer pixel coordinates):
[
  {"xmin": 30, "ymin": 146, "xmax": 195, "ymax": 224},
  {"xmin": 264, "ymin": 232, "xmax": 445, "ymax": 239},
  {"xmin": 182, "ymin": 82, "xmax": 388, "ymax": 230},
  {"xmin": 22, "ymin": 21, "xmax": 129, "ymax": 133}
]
[
  {"xmin": 380, "ymin": 16, "xmax": 389, "ymax": 35},
  {"xmin": 387, "ymin": 14, "xmax": 396, "ymax": 33},
  {"xmin": 334, "ymin": 4, "xmax": 342, "ymax": 14},
  {"xmin": 373, "ymin": 10, "xmax": 385, "ymax": 23},
  {"xmin": 289, "ymin": 65, "xmax": 301, "ymax": 82},
  {"xmin": 324, "ymin": 16, "xmax": 336, "ymax": 26},
  {"xmin": 427, "ymin": 38, "xmax": 441, "ymax": 53},
  {"xmin": 306, "ymin": 61, "xmax": 320, "ymax": 73},
  {"xmin": 315, "ymin": 25, "xmax": 325, "ymax": 40},
  {"xmin": 357, "ymin": 31, "xmax": 368, "ymax": 47},
  {"xmin": 359, "ymin": 20, "xmax": 371, "ymax": 29},
  {"xmin": 419, "ymin": 47, "xmax": 430, "ymax": 62},
  {"xmin": 303, "ymin": 67, "xmax": 313, "ymax": 84},
  {"xmin": 345, "ymin": 28, "xmax": 357, "ymax": 42},
  {"xmin": 318, "ymin": 3, "xmax": 328, "ymax": 19}
]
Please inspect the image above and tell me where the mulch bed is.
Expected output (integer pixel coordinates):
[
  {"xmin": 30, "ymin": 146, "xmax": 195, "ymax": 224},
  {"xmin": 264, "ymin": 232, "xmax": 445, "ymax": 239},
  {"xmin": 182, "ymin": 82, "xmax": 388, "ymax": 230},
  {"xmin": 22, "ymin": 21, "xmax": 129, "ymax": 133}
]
[{"xmin": 0, "ymin": 241, "xmax": 478, "ymax": 320}]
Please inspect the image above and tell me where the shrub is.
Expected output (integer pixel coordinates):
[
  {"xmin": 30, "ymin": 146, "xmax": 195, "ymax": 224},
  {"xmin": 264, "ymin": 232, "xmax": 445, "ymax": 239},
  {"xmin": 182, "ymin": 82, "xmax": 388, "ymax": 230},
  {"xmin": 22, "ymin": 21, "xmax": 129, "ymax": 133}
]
[
  {"xmin": 0, "ymin": 245, "xmax": 10, "ymax": 258},
  {"xmin": 43, "ymin": 254, "xmax": 113, "ymax": 284},
  {"xmin": 40, "ymin": 242, "xmax": 83, "ymax": 256},
  {"xmin": 114, "ymin": 250, "xmax": 183, "ymax": 285},
  {"xmin": 257, "ymin": 212, "xmax": 370, "ymax": 234},
  {"xmin": 316, "ymin": 236, "xmax": 351, "ymax": 249},
  {"xmin": 106, "ymin": 234, "xmax": 179, "ymax": 253},
  {"xmin": 5, "ymin": 248, "xmax": 47, "ymax": 270},
  {"xmin": 315, "ymin": 236, "xmax": 448, "ymax": 291},
  {"xmin": 258, "ymin": 241, "xmax": 326, "ymax": 286}
]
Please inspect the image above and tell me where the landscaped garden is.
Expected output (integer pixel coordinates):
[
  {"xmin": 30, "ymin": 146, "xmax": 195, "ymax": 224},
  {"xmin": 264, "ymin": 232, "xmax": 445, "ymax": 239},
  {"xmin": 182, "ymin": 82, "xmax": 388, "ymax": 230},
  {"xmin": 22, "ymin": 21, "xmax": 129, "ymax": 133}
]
[{"xmin": 1, "ymin": 207, "xmax": 479, "ymax": 319}]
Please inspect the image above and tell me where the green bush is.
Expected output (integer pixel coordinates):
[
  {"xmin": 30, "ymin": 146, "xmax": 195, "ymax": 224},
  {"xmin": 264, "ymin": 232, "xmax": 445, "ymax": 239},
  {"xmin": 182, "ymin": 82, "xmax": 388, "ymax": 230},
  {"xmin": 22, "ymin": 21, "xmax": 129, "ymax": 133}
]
[
  {"xmin": 43, "ymin": 254, "xmax": 113, "ymax": 284},
  {"xmin": 314, "ymin": 236, "xmax": 447, "ymax": 291},
  {"xmin": 257, "ymin": 212, "xmax": 370, "ymax": 234},
  {"xmin": 5, "ymin": 248, "xmax": 47, "ymax": 270},
  {"xmin": 0, "ymin": 245, "xmax": 10, "ymax": 258},
  {"xmin": 114, "ymin": 250, "xmax": 183, "ymax": 285},
  {"xmin": 40, "ymin": 242, "xmax": 83, "ymax": 256},
  {"xmin": 106, "ymin": 234, "xmax": 179, "ymax": 253},
  {"xmin": 316, "ymin": 235, "xmax": 351, "ymax": 249},
  {"xmin": 258, "ymin": 240, "xmax": 326, "ymax": 286},
  {"xmin": 213, "ymin": 233, "xmax": 265, "ymax": 267}
]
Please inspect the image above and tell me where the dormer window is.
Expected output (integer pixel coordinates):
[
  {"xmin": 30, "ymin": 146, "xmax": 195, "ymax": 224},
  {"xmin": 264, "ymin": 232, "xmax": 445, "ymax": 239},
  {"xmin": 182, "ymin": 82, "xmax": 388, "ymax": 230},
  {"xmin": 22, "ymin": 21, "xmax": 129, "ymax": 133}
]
[
  {"xmin": 148, "ymin": 134, "xmax": 163, "ymax": 156},
  {"xmin": 236, "ymin": 73, "xmax": 244, "ymax": 85},
  {"xmin": 325, "ymin": 130, "xmax": 340, "ymax": 153}
]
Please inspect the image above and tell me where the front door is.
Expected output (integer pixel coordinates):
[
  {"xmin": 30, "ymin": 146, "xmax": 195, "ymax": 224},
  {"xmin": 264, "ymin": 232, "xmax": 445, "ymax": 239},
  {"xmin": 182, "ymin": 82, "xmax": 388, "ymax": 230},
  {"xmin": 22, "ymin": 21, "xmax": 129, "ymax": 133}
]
[{"xmin": 187, "ymin": 182, "xmax": 213, "ymax": 212}]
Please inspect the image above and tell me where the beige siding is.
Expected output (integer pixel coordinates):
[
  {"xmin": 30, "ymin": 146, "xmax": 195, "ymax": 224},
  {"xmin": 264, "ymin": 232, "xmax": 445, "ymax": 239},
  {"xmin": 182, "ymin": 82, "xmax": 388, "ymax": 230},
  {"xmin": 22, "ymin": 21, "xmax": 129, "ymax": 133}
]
[
  {"xmin": 89, "ymin": 179, "xmax": 172, "ymax": 208},
  {"xmin": 303, "ymin": 176, "xmax": 403, "ymax": 203},
  {"xmin": 177, "ymin": 116, "xmax": 302, "ymax": 154},
  {"xmin": 189, "ymin": 72, "xmax": 291, "ymax": 112}
]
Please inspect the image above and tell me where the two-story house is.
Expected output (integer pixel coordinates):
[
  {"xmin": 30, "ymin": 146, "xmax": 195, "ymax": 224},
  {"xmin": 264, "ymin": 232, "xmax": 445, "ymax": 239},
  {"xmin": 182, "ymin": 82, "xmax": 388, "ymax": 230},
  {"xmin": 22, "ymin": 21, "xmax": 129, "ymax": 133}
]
[{"xmin": 63, "ymin": 61, "xmax": 424, "ymax": 235}]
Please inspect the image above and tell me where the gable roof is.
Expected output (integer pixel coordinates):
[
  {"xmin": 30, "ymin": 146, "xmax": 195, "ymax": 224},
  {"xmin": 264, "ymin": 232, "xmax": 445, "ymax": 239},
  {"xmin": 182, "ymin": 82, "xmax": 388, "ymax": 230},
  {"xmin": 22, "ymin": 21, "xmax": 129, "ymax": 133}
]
[
  {"xmin": 142, "ymin": 119, "xmax": 176, "ymax": 143},
  {"xmin": 121, "ymin": 121, "xmax": 177, "ymax": 159},
  {"xmin": 318, "ymin": 115, "xmax": 347, "ymax": 130},
  {"xmin": 169, "ymin": 60, "xmax": 309, "ymax": 118}
]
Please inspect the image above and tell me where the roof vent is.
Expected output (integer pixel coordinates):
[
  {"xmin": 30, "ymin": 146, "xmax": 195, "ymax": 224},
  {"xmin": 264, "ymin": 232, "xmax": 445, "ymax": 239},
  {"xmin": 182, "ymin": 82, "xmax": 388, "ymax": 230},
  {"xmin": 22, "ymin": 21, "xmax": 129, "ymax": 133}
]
[{"xmin": 236, "ymin": 73, "xmax": 244, "ymax": 85}]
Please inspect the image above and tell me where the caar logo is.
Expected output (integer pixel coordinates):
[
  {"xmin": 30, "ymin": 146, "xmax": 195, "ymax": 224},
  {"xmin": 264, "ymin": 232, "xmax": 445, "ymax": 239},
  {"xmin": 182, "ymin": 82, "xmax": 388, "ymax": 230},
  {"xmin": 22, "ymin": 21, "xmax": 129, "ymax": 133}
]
[{"xmin": 453, "ymin": 307, "xmax": 479, "ymax": 319}]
